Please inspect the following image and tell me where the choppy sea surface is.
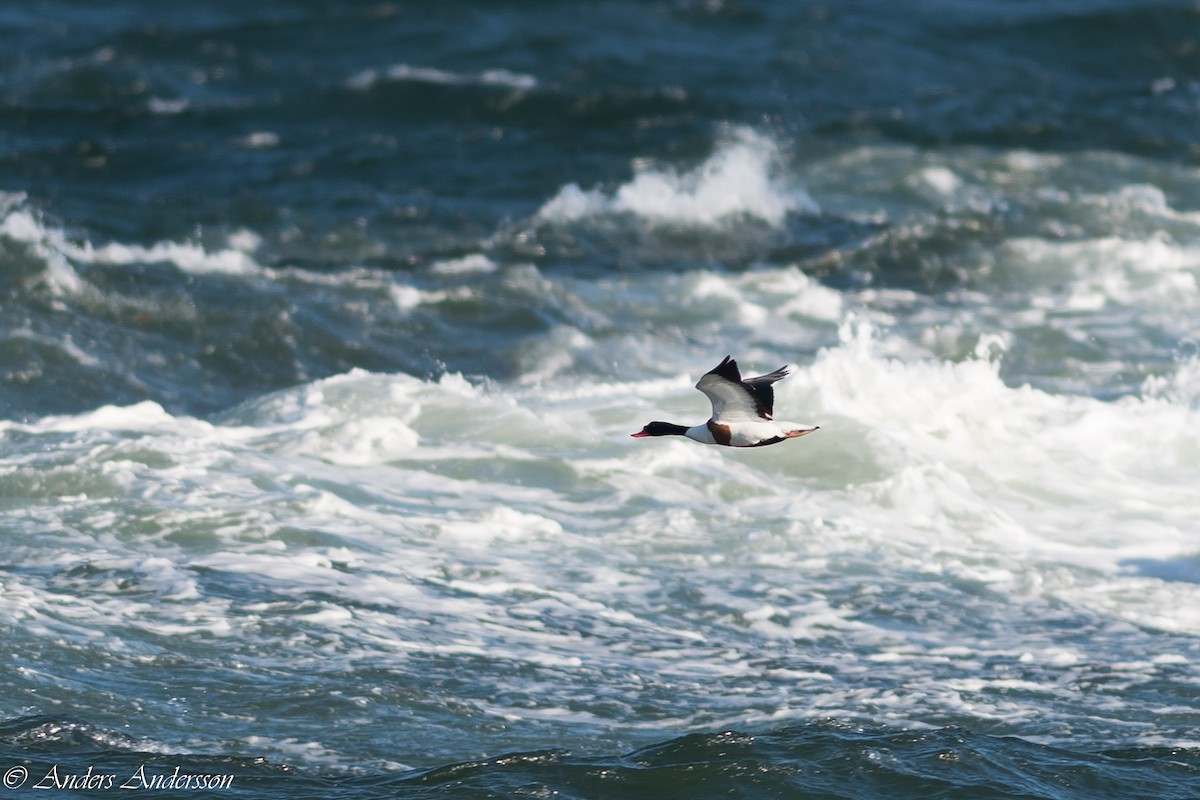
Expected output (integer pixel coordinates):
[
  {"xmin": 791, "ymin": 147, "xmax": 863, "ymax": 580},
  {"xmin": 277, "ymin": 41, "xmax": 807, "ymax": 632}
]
[{"xmin": 3, "ymin": 1, "xmax": 1200, "ymax": 797}]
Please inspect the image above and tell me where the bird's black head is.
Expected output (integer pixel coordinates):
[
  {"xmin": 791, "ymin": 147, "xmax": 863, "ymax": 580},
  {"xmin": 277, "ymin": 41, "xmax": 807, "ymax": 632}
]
[{"xmin": 631, "ymin": 421, "xmax": 689, "ymax": 438}]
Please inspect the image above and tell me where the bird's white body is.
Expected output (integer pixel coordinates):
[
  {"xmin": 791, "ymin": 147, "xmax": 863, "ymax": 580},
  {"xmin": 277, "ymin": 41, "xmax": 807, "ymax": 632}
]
[{"xmin": 683, "ymin": 419, "xmax": 815, "ymax": 448}]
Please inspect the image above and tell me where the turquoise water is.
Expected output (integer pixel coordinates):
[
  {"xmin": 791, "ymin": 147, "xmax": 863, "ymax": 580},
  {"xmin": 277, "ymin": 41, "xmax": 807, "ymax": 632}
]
[{"xmin": 2, "ymin": 2, "xmax": 1200, "ymax": 797}]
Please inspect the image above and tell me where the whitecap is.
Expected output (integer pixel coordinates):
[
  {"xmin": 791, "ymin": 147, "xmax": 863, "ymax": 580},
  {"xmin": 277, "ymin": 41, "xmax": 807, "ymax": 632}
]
[
  {"xmin": 147, "ymin": 96, "xmax": 189, "ymax": 115},
  {"xmin": 0, "ymin": 199, "xmax": 269, "ymax": 287},
  {"xmin": 429, "ymin": 253, "xmax": 499, "ymax": 274},
  {"xmin": 535, "ymin": 183, "xmax": 610, "ymax": 223},
  {"xmin": 232, "ymin": 131, "xmax": 281, "ymax": 149},
  {"xmin": 347, "ymin": 63, "xmax": 537, "ymax": 91},
  {"xmin": 83, "ymin": 239, "xmax": 264, "ymax": 276},
  {"xmin": 536, "ymin": 127, "xmax": 818, "ymax": 227},
  {"xmin": 0, "ymin": 199, "xmax": 86, "ymax": 294},
  {"xmin": 999, "ymin": 236, "xmax": 1200, "ymax": 311},
  {"xmin": 1142, "ymin": 355, "xmax": 1200, "ymax": 410}
]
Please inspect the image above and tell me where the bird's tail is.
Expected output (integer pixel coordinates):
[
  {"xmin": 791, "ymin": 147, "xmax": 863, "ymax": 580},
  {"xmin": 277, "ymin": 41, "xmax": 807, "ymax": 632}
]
[{"xmin": 784, "ymin": 426, "xmax": 818, "ymax": 438}]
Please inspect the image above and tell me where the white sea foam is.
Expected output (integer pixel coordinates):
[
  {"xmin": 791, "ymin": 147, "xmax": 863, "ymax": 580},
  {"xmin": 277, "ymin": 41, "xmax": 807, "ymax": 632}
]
[
  {"xmin": 3, "ymin": 334, "xmax": 1200, "ymax": 757},
  {"xmin": 537, "ymin": 127, "xmax": 818, "ymax": 227},
  {"xmin": 999, "ymin": 235, "xmax": 1200, "ymax": 311},
  {"xmin": 786, "ymin": 322, "xmax": 1200, "ymax": 628}
]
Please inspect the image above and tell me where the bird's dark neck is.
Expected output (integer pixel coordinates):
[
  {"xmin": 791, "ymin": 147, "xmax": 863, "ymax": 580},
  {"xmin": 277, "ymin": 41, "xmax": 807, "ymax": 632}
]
[{"xmin": 647, "ymin": 422, "xmax": 690, "ymax": 437}]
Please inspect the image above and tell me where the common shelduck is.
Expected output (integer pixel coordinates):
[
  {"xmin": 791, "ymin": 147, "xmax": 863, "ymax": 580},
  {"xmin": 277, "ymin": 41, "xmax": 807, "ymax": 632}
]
[{"xmin": 631, "ymin": 356, "xmax": 818, "ymax": 448}]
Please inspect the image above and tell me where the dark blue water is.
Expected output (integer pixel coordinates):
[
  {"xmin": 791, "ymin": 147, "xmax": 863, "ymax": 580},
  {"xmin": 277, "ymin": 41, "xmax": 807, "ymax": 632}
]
[
  {"xmin": 3, "ymin": 2, "xmax": 1200, "ymax": 798},
  {"xmin": 3, "ymin": 717, "xmax": 1200, "ymax": 799},
  {"xmin": 4, "ymin": 0, "xmax": 1197, "ymax": 419}
]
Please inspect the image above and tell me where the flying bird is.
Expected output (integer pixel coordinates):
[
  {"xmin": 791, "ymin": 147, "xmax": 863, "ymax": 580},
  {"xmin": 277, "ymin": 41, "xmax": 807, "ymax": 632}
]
[{"xmin": 631, "ymin": 356, "xmax": 818, "ymax": 447}]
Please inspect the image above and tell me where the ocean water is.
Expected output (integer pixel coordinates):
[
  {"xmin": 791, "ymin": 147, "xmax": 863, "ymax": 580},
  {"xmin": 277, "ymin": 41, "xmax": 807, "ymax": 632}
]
[{"xmin": 3, "ymin": 1, "xmax": 1200, "ymax": 797}]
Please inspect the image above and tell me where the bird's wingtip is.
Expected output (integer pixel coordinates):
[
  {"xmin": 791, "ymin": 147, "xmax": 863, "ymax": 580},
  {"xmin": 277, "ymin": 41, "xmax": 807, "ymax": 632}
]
[{"xmin": 706, "ymin": 355, "xmax": 741, "ymax": 383}]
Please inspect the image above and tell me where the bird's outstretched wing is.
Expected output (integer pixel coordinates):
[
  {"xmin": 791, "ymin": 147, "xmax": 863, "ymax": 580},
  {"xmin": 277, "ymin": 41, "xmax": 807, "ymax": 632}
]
[{"xmin": 695, "ymin": 356, "xmax": 789, "ymax": 422}]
